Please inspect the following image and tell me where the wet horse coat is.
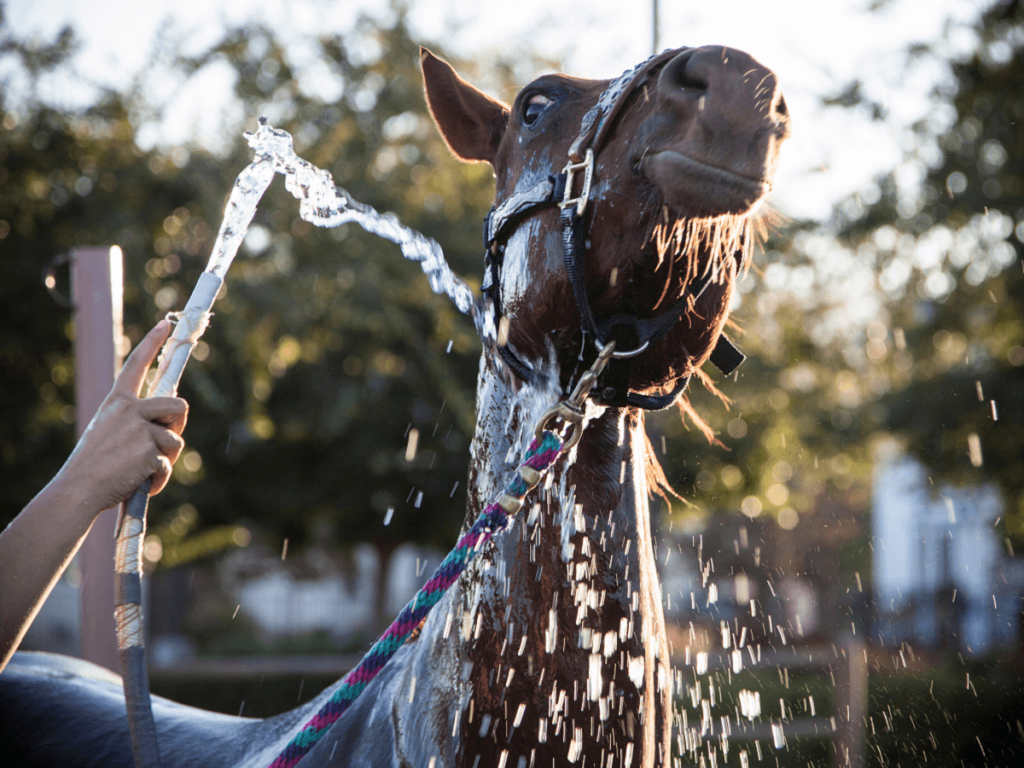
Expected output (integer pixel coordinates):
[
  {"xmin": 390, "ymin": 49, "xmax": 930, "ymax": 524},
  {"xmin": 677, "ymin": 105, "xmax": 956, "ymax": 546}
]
[{"xmin": 0, "ymin": 44, "xmax": 788, "ymax": 768}]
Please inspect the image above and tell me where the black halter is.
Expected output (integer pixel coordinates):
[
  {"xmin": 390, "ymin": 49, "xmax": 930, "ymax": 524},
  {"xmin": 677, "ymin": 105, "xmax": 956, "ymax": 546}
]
[{"xmin": 482, "ymin": 49, "xmax": 745, "ymax": 411}]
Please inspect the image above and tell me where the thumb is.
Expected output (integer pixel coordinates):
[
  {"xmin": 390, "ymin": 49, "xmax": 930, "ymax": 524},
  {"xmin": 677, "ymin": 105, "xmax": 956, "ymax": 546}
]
[{"xmin": 114, "ymin": 320, "xmax": 171, "ymax": 398}]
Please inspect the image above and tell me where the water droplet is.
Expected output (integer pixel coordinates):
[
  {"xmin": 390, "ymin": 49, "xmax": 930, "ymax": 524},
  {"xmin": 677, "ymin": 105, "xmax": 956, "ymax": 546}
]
[{"xmin": 771, "ymin": 722, "xmax": 785, "ymax": 749}]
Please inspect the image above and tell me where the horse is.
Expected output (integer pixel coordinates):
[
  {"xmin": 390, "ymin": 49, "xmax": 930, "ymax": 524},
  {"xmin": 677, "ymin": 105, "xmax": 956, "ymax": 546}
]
[{"xmin": 0, "ymin": 43, "xmax": 788, "ymax": 768}]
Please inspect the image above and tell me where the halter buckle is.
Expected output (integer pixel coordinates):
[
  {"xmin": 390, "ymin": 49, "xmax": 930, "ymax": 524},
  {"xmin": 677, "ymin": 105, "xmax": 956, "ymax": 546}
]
[{"xmin": 560, "ymin": 149, "xmax": 594, "ymax": 217}]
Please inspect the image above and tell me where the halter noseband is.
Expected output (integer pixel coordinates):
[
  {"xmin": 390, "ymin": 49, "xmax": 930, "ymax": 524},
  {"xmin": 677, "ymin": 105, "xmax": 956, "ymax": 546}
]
[{"xmin": 481, "ymin": 49, "xmax": 745, "ymax": 411}]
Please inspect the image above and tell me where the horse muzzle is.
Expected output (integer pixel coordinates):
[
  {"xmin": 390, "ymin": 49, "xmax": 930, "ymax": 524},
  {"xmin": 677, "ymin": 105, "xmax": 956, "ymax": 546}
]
[{"xmin": 634, "ymin": 45, "xmax": 789, "ymax": 217}]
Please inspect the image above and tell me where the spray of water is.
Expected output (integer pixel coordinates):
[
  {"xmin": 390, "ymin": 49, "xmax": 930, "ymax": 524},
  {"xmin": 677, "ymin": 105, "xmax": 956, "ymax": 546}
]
[{"xmin": 243, "ymin": 117, "xmax": 487, "ymax": 331}]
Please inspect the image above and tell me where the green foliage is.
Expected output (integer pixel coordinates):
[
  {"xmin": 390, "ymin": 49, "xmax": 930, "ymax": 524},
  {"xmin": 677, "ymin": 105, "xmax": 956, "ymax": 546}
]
[
  {"xmin": 650, "ymin": 228, "xmax": 876, "ymax": 633},
  {"xmin": 0, "ymin": 7, "xmax": 509, "ymax": 592},
  {"xmin": 866, "ymin": 654, "xmax": 1024, "ymax": 767},
  {"xmin": 140, "ymin": 17, "xmax": 495, "ymax": 561},
  {"xmin": 649, "ymin": 0, "xmax": 1024, "ymax": 634},
  {"xmin": 834, "ymin": 0, "xmax": 1024, "ymax": 543},
  {"xmin": 0, "ymin": 21, "xmax": 171, "ymax": 527}
]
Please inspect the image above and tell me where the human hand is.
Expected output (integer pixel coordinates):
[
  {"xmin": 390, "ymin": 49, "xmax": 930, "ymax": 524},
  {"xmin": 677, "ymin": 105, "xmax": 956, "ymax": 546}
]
[{"xmin": 61, "ymin": 320, "xmax": 189, "ymax": 515}]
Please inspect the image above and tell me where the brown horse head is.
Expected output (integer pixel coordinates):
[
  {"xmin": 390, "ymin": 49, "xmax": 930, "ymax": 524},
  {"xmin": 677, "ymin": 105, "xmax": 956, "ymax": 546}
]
[{"xmin": 422, "ymin": 45, "xmax": 789, "ymax": 406}]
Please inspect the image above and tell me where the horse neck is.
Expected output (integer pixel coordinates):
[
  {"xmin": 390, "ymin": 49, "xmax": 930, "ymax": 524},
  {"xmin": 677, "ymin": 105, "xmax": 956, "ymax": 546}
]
[
  {"xmin": 467, "ymin": 351, "xmax": 657, "ymax": 556},
  {"xmin": 452, "ymin": 351, "xmax": 672, "ymax": 766}
]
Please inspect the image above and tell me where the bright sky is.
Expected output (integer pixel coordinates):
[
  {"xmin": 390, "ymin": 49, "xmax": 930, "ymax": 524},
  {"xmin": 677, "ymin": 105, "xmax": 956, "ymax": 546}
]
[{"xmin": 6, "ymin": 0, "xmax": 984, "ymax": 221}]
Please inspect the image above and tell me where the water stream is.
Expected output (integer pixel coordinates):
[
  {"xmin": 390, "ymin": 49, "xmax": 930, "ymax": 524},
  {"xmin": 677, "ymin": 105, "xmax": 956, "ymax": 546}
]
[{"xmin": 243, "ymin": 117, "xmax": 488, "ymax": 333}]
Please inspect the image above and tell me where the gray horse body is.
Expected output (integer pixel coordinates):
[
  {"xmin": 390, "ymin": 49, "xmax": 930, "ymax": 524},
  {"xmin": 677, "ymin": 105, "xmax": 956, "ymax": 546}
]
[{"xmin": 0, "ymin": 651, "xmax": 276, "ymax": 768}]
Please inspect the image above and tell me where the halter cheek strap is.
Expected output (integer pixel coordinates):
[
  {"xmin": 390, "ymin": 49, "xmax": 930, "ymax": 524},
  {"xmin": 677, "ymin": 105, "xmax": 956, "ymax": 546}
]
[{"xmin": 483, "ymin": 48, "xmax": 745, "ymax": 410}]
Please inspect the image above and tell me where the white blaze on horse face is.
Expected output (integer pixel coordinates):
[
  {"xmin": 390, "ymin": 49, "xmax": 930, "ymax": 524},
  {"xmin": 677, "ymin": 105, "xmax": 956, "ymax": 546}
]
[{"xmin": 498, "ymin": 217, "xmax": 544, "ymax": 314}]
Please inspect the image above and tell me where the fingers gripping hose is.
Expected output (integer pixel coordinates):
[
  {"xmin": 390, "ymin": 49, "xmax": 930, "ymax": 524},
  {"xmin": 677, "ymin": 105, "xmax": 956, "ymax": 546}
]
[
  {"xmin": 113, "ymin": 272, "xmax": 222, "ymax": 768},
  {"xmin": 115, "ymin": 143, "xmax": 272, "ymax": 768}
]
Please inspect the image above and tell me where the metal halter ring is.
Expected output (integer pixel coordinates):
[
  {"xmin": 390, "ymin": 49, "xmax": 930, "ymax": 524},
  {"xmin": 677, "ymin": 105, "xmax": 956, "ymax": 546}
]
[
  {"xmin": 610, "ymin": 339, "xmax": 650, "ymax": 359},
  {"xmin": 535, "ymin": 401, "xmax": 587, "ymax": 451}
]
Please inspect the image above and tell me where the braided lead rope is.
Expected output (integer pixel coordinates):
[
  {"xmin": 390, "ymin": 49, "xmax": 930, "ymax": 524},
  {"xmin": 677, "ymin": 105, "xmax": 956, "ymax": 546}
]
[{"xmin": 268, "ymin": 430, "xmax": 564, "ymax": 768}]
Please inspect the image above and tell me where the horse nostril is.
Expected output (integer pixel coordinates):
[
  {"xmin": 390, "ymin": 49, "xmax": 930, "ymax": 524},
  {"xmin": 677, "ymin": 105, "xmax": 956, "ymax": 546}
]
[
  {"xmin": 658, "ymin": 49, "xmax": 708, "ymax": 100},
  {"xmin": 675, "ymin": 58, "xmax": 708, "ymax": 92},
  {"xmin": 675, "ymin": 69, "xmax": 708, "ymax": 92},
  {"xmin": 775, "ymin": 95, "xmax": 788, "ymax": 117}
]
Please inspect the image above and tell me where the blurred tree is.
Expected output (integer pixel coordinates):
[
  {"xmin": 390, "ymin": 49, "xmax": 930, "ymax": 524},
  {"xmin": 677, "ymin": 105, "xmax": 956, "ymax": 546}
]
[
  {"xmin": 830, "ymin": 0, "xmax": 1024, "ymax": 545},
  {"xmin": 646, "ymin": 0, "xmax": 1024, "ymax": 628},
  {"xmin": 0, "ymin": 4, "xmax": 527, "ymax": 630},
  {"xmin": 149, "ymin": 16, "xmax": 497, "ymax": 632},
  {"xmin": 0, "ymin": 7, "xmax": 185, "ymax": 535}
]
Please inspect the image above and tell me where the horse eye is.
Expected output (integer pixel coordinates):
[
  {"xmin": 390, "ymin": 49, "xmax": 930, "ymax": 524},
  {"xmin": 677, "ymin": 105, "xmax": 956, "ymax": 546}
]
[{"xmin": 523, "ymin": 95, "xmax": 551, "ymax": 126}]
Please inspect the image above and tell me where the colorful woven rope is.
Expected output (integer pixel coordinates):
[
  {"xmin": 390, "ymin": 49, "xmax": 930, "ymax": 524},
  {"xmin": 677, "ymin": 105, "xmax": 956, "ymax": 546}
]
[{"xmin": 268, "ymin": 430, "xmax": 564, "ymax": 768}]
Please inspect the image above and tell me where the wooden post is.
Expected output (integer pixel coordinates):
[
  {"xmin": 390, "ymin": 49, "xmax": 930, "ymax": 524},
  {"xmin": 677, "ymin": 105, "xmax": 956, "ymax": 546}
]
[
  {"xmin": 73, "ymin": 245, "xmax": 124, "ymax": 673},
  {"xmin": 835, "ymin": 636, "xmax": 867, "ymax": 768}
]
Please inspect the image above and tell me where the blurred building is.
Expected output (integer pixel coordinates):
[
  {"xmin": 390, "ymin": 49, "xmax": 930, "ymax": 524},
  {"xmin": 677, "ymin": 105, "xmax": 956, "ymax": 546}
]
[
  {"xmin": 872, "ymin": 449, "xmax": 1024, "ymax": 654},
  {"xmin": 23, "ymin": 542, "xmax": 443, "ymax": 665},
  {"xmin": 226, "ymin": 542, "xmax": 440, "ymax": 640}
]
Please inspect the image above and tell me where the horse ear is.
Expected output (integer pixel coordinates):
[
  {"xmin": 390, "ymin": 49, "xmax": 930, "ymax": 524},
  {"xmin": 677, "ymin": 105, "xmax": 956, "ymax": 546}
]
[{"xmin": 421, "ymin": 47, "xmax": 509, "ymax": 165}]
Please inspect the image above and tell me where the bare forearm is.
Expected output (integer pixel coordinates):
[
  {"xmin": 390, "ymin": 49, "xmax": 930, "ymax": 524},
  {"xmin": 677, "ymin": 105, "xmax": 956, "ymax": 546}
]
[
  {"xmin": 0, "ymin": 475, "xmax": 99, "ymax": 673},
  {"xmin": 0, "ymin": 321, "xmax": 187, "ymax": 674}
]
